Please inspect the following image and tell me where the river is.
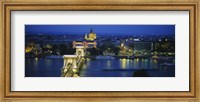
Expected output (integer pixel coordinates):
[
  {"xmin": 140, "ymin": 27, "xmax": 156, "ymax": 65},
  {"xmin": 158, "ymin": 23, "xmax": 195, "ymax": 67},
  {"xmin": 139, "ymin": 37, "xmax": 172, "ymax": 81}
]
[{"xmin": 25, "ymin": 57, "xmax": 175, "ymax": 77}]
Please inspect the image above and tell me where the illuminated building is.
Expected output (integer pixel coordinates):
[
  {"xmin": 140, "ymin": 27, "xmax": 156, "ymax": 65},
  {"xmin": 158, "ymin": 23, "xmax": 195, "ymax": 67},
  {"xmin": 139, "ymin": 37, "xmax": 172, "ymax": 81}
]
[
  {"xmin": 25, "ymin": 43, "xmax": 34, "ymax": 53},
  {"xmin": 84, "ymin": 28, "xmax": 97, "ymax": 41},
  {"xmin": 119, "ymin": 42, "xmax": 133, "ymax": 56},
  {"xmin": 73, "ymin": 41, "xmax": 97, "ymax": 48},
  {"xmin": 73, "ymin": 28, "xmax": 97, "ymax": 48},
  {"xmin": 133, "ymin": 42, "xmax": 152, "ymax": 51},
  {"xmin": 25, "ymin": 46, "xmax": 33, "ymax": 53}
]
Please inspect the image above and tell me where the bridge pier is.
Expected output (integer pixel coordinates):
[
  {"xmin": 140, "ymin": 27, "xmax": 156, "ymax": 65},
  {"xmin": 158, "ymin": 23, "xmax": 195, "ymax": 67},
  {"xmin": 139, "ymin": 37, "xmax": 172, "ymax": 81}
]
[
  {"xmin": 61, "ymin": 55, "xmax": 79, "ymax": 77},
  {"xmin": 61, "ymin": 46, "xmax": 86, "ymax": 77}
]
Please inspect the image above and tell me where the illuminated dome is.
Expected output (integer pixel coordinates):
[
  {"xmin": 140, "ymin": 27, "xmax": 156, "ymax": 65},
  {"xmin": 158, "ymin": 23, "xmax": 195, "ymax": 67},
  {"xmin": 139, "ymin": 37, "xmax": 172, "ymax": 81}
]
[{"xmin": 84, "ymin": 28, "xmax": 96, "ymax": 41}]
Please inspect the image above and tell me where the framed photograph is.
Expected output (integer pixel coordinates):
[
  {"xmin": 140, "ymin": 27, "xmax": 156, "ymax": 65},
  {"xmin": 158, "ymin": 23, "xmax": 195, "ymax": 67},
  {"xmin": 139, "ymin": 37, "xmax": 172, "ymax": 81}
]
[{"xmin": 0, "ymin": 0, "xmax": 199, "ymax": 101}]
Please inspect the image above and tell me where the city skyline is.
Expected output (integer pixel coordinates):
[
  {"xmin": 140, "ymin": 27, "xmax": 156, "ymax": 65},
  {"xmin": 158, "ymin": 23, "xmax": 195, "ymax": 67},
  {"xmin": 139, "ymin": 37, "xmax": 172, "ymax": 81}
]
[
  {"xmin": 25, "ymin": 25, "xmax": 175, "ymax": 35},
  {"xmin": 25, "ymin": 25, "xmax": 175, "ymax": 77}
]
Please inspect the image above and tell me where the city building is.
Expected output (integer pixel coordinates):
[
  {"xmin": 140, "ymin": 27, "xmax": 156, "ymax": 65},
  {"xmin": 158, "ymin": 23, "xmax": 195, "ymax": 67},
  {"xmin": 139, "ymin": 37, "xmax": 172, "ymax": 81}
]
[
  {"xmin": 84, "ymin": 28, "xmax": 97, "ymax": 41},
  {"xmin": 133, "ymin": 41, "xmax": 153, "ymax": 51},
  {"xmin": 73, "ymin": 28, "xmax": 97, "ymax": 48}
]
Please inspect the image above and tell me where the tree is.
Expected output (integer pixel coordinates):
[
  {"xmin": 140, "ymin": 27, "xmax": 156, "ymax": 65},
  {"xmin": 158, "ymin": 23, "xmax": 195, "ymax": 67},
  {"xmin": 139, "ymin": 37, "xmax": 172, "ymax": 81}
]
[
  {"xmin": 133, "ymin": 69, "xmax": 150, "ymax": 77},
  {"xmin": 99, "ymin": 41, "xmax": 119, "ymax": 55},
  {"xmin": 87, "ymin": 48, "xmax": 101, "ymax": 56},
  {"xmin": 52, "ymin": 44, "xmax": 58, "ymax": 54},
  {"xmin": 59, "ymin": 44, "xmax": 75, "ymax": 55}
]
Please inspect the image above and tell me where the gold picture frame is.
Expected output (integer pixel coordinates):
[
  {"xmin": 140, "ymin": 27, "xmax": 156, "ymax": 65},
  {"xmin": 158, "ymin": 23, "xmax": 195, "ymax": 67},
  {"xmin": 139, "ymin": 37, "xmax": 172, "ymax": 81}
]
[{"xmin": 0, "ymin": 0, "xmax": 199, "ymax": 101}]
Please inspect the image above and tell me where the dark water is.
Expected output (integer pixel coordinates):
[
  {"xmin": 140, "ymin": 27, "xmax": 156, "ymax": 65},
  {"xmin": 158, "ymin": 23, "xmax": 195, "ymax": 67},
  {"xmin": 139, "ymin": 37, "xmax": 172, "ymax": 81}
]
[{"xmin": 25, "ymin": 58, "xmax": 175, "ymax": 77}]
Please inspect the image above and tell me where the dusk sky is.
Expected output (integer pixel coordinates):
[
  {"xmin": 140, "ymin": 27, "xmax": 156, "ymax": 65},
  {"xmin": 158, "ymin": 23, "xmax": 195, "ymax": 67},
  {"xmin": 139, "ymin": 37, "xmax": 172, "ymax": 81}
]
[{"xmin": 25, "ymin": 25, "xmax": 175, "ymax": 35}]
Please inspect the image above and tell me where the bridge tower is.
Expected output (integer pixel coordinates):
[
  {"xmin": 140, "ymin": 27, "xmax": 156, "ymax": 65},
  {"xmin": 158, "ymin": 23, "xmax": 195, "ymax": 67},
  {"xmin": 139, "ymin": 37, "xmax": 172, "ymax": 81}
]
[
  {"xmin": 61, "ymin": 55, "xmax": 78, "ymax": 77},
  {"xmin": 61, "ymin": 45, "xmax": 86, "ymax": 77},
  {"xmin": 75, "ymin": 46, "xmax": 86, "ymax": 57},
  {"xmin": 61, "ymin": 28, "xmax": 97, "ymax": 77}
]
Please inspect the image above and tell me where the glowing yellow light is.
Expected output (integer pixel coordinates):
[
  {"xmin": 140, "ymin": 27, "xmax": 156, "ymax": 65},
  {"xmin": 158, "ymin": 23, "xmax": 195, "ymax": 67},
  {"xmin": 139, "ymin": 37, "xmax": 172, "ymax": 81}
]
[
  {"xmin": 25, "ymin": 46, "xmax": 33, "ymax": 53},
  {"xmin": 122, "ymin": 58, "xmax": 126, "ymax": 62},
  {"xmin": 142, "ymin": 59, "xmax": 144, "ymax": 61},
  {"xmin": 153, "ymin": 59, "xmax": 157, "ymax": 63},
  {"xmin": 121, "ymin": 58, "xmax": 126, "ymax": 69}
]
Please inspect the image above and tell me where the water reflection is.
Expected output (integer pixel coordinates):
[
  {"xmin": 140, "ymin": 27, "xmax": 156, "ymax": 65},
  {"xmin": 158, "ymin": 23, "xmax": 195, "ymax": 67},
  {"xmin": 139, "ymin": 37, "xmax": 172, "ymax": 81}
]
[
  {"xmin": 34, "ymin": 57, "xmax": 38, "ymax": 66},
  {"xmin": 107, "ymin": 61, "xmax": 111, "ymax": 68},
  {"xmin": 120, "ymin": 58, "xmax": 127, "ymax": 69},
  {"xmin": 25, "ymin": 58, "xmax": 175, "ymax": 77},
  {"xmin": 25, "ymin": 58, "xmax": 63, "ymax": 77},
  {"xmin": 133, "ymin": 59, "xmax": 139, "ymax": 69}
]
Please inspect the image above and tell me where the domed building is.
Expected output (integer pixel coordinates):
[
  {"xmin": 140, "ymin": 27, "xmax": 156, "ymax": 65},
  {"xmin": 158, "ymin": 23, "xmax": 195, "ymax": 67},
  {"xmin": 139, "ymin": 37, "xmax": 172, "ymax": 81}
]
[
  {"xmin": 73, "ymin": 28, "xmax": 97, "ymax": 49},
  {"xmin": 84, "ymin": 28, "xmax": 97, "ymax": 41}
]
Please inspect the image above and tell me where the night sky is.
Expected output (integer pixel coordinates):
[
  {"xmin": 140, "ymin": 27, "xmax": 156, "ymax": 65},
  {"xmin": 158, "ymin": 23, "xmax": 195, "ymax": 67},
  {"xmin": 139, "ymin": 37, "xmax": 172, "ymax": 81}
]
[{"xmin": 25, "ymin": 25, "xmax": 175, "ymax": 35}]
